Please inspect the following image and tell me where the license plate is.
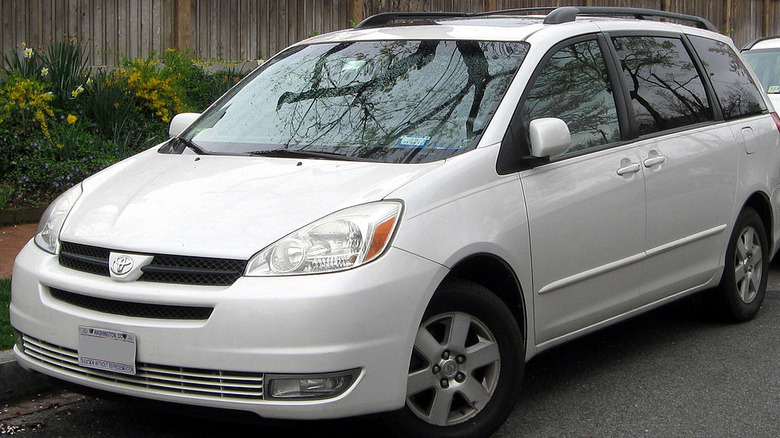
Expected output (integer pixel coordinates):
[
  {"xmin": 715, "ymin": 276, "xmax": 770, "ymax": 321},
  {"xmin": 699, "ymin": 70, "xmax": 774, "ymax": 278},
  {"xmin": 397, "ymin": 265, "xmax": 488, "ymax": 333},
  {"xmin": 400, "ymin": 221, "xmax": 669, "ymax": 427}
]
[{"xmin": 78, "ymin": 326, "xmax": 137, "ymax": 376}]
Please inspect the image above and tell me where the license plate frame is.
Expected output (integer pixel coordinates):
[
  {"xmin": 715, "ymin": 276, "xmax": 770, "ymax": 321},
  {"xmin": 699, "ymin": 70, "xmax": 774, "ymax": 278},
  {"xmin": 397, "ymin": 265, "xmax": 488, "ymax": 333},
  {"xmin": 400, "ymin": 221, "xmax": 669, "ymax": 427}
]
[{"xmin": 78, "ymin": 326, "xmax": 137, "ymax": 376}]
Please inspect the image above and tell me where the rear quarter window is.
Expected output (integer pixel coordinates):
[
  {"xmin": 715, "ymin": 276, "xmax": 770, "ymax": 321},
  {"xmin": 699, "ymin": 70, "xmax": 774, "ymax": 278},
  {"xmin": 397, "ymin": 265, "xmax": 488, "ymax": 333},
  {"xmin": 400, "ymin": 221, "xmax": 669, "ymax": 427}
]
[{"xmin": 688, "ymin": 36, "xmax": 766, "ymax": 120}]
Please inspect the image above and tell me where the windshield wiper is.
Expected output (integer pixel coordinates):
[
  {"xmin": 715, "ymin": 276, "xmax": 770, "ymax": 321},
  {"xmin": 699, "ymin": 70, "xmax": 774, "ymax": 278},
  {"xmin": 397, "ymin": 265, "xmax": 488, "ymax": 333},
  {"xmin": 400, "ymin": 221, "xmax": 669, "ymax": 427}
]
[
  {"xmin": 247, "ymin": 149, "xmax": 372, "ymax": 161},
  {"xmin": 175, "ymin": 137, "xmax": 209, "ymax": 155}
]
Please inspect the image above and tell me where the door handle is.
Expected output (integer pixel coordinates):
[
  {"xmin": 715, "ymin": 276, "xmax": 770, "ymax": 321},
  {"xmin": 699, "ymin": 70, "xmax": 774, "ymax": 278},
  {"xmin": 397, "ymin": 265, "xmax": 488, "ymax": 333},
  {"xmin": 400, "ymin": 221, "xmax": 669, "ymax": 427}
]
[
  {"xmin": 643, "ymin": 156, "xmax": 666, "ymax": 167},
  {"xmin": 616, "ymin": 163, "xmax": 641, "ymax": 176}
]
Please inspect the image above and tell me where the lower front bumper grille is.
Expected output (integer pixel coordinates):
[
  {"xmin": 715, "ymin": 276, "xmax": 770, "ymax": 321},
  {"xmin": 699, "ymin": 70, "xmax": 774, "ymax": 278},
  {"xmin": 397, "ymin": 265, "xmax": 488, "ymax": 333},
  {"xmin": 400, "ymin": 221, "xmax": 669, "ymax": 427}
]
[
  {"xmin": 50, "ymin": 288, "xmax": 214, "ymax": 320},
  {"xmin": 20, "ymin": 334, "xmax": 265, "ymax": 400}
]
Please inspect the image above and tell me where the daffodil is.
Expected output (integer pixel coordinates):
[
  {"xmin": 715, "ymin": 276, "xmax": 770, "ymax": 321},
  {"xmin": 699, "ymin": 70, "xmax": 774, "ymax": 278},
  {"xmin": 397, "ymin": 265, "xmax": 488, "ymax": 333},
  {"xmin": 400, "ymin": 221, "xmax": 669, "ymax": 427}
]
[
  {"xmin": 41, "ymin": 67, "xmax": 49, "ymax": 76},
  {"xmin": 24, "ymin": 48, "xmax": 33, "ymax": 58},
  {"xmin": 71, "ymin": 85, "xmax": 84, "ymax": 98},
  {"xmin": 66, "ymin": 114, "xmax": 77, "ymax": 124}
]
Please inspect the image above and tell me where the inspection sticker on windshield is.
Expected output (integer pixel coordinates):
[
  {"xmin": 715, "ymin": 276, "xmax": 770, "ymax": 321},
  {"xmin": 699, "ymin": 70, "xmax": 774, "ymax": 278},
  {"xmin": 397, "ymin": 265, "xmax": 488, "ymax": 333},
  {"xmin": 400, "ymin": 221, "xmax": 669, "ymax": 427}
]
[
  {"xmin": 768, "ymin": 85, "xmax": 780, "ymax": 94},
  {"xmin": 397, "ymin": 135, "xmax": 431, "ymax": 148},
  {"xmin": 78, "ymin": 326, "xmax": 137, "ymax": 375}
]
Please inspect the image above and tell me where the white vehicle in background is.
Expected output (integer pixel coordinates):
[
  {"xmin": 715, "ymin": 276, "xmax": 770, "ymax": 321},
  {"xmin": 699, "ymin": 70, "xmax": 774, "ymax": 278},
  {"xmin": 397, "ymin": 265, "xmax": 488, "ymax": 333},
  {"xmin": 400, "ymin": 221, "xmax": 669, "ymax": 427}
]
[
  {"xmin": 11, "ymin": 7, "xmax": 780, "ymax": 438},
  {"xmin": 742, "ymin": 36, "xmax": 780, "ymax": 109}
]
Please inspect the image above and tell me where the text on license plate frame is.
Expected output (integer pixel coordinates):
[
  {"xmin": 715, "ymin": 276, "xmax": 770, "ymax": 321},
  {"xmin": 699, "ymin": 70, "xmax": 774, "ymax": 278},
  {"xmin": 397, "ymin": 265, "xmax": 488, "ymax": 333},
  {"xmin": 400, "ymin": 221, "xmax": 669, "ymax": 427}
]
[{"xmin": 78, "ymin": 326, "xmax": 137, "ymax": 376}]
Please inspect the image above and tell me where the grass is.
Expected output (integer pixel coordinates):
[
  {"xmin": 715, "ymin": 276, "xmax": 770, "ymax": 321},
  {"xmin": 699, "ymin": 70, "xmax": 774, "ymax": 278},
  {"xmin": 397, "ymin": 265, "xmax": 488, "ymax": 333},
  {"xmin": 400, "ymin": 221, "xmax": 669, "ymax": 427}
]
[{"xmin": 0, "ymin": 278, "xmax": 13, "ymax": 350}]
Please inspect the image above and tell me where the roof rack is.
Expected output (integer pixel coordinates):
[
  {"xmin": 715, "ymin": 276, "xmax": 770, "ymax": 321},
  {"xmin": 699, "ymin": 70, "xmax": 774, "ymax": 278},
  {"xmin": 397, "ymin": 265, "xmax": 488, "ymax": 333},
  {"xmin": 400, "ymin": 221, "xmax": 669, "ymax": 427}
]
[
  {"xmin": 354, "ymin": 8, "xmax": 558, "ymax": 28},
  {"xmin": 354, "ymin": 6, "xmax": 719, "ymax": 33},
  {"xmin": 355, "ymin": 12, "xmax": 469, "ymax": 28},
  {"xmin": 541, "ymin": 6, "xmax": 719, "ymax": 32}
]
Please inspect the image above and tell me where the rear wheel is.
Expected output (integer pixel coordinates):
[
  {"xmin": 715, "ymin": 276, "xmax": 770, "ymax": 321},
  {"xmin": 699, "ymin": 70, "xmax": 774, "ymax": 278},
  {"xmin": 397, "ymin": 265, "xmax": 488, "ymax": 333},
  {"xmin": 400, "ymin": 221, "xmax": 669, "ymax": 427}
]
[
  {"xmin": 709, "ymin": 208, "xmax": 768, "ymax": 322},
  {"xmin": 385, "ymin": 280, "xmax": 524, "ymax": 438}
]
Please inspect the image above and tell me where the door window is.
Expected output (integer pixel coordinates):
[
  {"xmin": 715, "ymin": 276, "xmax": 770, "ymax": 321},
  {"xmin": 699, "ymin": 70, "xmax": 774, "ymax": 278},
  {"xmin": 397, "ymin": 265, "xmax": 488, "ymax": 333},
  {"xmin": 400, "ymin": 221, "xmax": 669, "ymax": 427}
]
[
  {"xmin": 522, "ymin": 39, "xmax": 621, "ymax": 155},
  {"xmin": 613, "ymin": 36, "xmax": 712, "ymax": 135}
]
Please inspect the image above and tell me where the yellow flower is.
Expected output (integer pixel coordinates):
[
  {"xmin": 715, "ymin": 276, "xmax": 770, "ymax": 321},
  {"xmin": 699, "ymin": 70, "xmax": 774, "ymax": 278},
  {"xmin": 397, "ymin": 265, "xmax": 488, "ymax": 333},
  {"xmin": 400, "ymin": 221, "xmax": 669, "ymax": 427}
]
[
  {"xmin": 71, "ymin": 85, "xmax": 84, "ymax": 98},
  {"xmin": 66, "ymin": 114, "xmax": 77, "ymax": 124},
  {"xmin": 41, "ymin": 67, "xmax": 49, "ymax": 76},
  {"xmin": 24, "ymin": 48, "xmax": 33, "ymax": 58}
]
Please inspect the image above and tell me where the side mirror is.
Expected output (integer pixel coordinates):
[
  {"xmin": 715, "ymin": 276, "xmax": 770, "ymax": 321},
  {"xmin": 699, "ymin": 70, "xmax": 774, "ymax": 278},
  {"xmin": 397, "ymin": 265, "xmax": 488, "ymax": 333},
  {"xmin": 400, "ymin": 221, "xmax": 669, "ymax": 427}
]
[
  {"xmin": 529, "ymin": 118, "xmax": 571, "ymax": 159},
  {"xmin": 169, "ymin": 113, "xmax": 201, "ymax": 138}
]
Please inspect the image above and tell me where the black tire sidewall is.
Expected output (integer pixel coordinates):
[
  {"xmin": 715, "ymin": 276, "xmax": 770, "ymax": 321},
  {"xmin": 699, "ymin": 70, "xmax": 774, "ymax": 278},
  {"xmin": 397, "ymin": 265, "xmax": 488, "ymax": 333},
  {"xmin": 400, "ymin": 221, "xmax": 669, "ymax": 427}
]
[
  {"xmin": 715, "ymin": 208, "xmax": 769, "ymax": 322},
  {"xmin": 385, "ymin": 280, "xmax": 524, "ymax": 438}
]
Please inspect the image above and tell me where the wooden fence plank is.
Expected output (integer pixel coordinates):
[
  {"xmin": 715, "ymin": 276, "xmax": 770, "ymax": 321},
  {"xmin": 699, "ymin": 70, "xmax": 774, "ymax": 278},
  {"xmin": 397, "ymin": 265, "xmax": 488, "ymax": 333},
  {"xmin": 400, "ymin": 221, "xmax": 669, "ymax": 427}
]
[{"xmin": 4, "ymin": 0, "xmax": 780, "ymax": 68}]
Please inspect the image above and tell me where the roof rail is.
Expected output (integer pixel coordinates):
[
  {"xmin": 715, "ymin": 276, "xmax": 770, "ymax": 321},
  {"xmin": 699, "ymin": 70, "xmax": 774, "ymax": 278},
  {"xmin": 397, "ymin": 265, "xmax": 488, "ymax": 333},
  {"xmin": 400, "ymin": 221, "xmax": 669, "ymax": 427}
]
[
  {"xmin": 356, "ymin": 8, "xmax": 557, "ymax": 28},
  {"xmin": 742, "ymin": 36, "xmax": 780, "ymax": 51},
  {"xmin": 542, "ymin": 6, "xmax": 719, "ymax": 32},
  {"xmin": 355, "ymin": 12, "xmax": 469, "ymax": 28},
  {"xmin": 354, "ymin": 7, "xmax": 719, "ymax": 33}
]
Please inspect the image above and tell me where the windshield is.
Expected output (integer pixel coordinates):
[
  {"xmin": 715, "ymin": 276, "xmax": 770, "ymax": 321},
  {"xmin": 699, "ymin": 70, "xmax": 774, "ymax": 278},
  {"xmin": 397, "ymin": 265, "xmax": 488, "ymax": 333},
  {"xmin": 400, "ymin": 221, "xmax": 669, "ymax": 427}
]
[
  {"xmin": 176, "ymin": 40, "xmax": 528, "ymax": 163},
  {"xmin": 743, "ymin": 49, "xmax": 780, "ymax": 94}
]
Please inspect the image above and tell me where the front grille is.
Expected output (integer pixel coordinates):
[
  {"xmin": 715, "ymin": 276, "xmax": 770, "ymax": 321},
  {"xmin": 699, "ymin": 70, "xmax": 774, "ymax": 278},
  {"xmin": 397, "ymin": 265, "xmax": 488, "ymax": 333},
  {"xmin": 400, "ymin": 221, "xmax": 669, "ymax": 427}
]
[
  {"xmin": 20, "ymin": 335, "xmax": 265, "ymax": 400},
  {"xmin": 59, "ymin": 242, "xmax": 110, "ymax": 276},
  {"xmin": 139, "ymin": 255, "xmax": 247, "ymax": 286},
  {"xmin": 50, "ymin": 289, "xmax": 213, "ymax": 320},
  {"xmin": 59, "ymin": 242, "xmax": 247, "ymax": 286}
]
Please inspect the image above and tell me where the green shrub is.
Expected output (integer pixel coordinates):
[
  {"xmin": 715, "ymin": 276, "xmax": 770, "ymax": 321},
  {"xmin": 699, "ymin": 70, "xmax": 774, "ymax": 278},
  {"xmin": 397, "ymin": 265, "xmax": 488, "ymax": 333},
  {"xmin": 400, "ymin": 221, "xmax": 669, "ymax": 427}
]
[
  {"xmin": 85, "ymin": 70, "xmax": 136, "ymax": 142},
  {"xmin": 0, "ymin": 75, "xmax": 56, "ymax": 143},
  {"xmin": 113, "ymin": 110, "xmax": 168, "ymax": 158},
  {"xmin": 43, "ymin": 39, "xmax": 90, "ymax": 106},
  {"xmin": 0, "ymin": 46, "xmax": 255, "ymax": 211},
  {"xmin": 1, "ymin": 278, "xmax": 12, "ymax": 349},
  {"xmin": 118, "ymin": 56, "xmax": 185, "ymax": 123},
  {"xmin": 0, "ymin": 182, "xmax": 13, "ymax": 210},
  {"xmin": 179, "ymin": 62, "xmax": 213, "ymax": 111},
  {"xmin": 6, "ymin": 121, "xmax": 116, "ymax": 207},
  {"xmin": 1, "ymin": 42, "xmax": 43, "ymax": 79}
]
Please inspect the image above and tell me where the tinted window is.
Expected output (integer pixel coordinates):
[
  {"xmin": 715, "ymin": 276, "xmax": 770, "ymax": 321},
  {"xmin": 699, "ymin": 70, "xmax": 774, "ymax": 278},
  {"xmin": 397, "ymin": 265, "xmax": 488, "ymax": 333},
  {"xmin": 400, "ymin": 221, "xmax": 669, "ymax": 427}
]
[
  {"xmin": 522, "ymin": 39, "xmax": 620, "ymax": 155},
  {"xmin": 690, "ymin": 36, "xmax": 767, "ymax": 120},
  {"xmin": 179, "ymin": 40, "xmax": 528, "ymax": 163},
  {"xmin": 613, "ymin": 36, "xmax": 712, "ymax": 136}
]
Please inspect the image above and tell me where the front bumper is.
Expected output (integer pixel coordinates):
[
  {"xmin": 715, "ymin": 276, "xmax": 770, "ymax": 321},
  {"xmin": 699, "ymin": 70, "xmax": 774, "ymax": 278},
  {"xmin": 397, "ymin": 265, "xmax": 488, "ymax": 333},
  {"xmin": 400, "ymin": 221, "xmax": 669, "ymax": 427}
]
[{"xmin": 10, "ymin": 241, "xmax": 446, "ymax": 419}]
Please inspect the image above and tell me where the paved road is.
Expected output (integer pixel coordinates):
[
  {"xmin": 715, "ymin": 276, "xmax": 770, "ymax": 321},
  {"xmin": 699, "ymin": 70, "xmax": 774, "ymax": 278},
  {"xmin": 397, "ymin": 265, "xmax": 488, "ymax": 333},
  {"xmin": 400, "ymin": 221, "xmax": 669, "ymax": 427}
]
[{"xmin": 3, "ymin": 264, "xmax": 780, "ymax": 437}]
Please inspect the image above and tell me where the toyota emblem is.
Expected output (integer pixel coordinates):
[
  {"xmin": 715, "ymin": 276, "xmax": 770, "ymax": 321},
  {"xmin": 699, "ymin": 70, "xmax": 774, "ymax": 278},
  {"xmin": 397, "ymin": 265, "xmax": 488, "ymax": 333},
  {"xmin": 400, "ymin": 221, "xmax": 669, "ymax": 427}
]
[{"xmin": 111, "ymin": 256, "xmax": 134, "ymax": 276}]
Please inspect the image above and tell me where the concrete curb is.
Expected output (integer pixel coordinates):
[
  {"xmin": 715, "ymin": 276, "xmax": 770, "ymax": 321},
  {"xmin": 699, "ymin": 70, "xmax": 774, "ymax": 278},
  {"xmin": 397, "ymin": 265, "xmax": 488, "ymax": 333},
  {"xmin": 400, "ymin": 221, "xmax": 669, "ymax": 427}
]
[{"xmin": 0, "ymin": 349, "xmax": 55, "ymax": 403}]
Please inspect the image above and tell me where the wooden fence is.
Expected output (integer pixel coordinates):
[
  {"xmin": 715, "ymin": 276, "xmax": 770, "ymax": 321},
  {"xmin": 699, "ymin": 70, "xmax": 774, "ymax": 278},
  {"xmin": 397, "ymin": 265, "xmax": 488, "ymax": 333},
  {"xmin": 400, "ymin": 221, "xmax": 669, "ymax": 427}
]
[{"xmin": 1, "ymin": 0, "xmax": 779, "ymax": 68}]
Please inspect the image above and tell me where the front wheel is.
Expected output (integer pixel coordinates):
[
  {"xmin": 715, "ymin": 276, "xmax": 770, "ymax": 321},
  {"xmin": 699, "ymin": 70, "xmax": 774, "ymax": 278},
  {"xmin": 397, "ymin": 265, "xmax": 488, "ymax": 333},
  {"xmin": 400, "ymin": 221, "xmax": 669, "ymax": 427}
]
[
  {"xmin": 385, "ymin": 280, "xmax": 524, "ymax": 438},
  {"xmin": 708, "ymin": 208, "xmax": 769, "ymax": 322}
]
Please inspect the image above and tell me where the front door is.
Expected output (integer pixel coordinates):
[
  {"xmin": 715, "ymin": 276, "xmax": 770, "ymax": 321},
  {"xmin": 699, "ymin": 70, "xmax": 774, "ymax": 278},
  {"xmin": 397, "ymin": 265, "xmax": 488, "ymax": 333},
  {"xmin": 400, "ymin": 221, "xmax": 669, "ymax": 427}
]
[{"xmin": 516, "ymin": 37, "xmax": 646, "ymax": 343}]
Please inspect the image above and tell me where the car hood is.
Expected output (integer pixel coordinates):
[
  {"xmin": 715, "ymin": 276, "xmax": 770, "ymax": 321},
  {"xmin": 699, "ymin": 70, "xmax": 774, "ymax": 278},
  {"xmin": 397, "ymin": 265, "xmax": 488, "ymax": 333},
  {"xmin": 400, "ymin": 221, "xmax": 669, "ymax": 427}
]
[{"xmin": 61, "ymin": 148, "xmax": 441, "ymax": 259}]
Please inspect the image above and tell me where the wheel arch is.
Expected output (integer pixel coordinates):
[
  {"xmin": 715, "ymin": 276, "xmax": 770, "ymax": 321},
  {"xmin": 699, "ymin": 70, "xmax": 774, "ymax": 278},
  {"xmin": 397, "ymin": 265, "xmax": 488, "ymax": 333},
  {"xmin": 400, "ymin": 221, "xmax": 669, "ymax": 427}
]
[
  {"xmin": 445, "ymin": 253, "xmax": 527, "ymax": 348},
  {"xmin": 742, "ymin": 191, "xmax": 773, "ymax": 253}
]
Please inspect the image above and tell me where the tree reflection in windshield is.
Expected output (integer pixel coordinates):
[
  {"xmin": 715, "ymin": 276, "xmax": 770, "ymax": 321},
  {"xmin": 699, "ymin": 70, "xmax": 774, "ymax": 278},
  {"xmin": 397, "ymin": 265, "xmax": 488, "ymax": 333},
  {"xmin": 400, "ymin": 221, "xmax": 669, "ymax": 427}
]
[{"xmin": 187, "ymin": 40, "xmax": 527, "ymax": 163}]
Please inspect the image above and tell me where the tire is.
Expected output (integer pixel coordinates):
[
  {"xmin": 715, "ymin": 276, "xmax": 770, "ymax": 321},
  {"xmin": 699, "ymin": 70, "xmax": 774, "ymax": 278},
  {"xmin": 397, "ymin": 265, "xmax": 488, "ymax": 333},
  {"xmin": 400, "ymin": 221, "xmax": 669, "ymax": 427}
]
[
  {"xmin": 708, "ymin": 208, "xmax": 769, "ymax": 322},
  {"xmin": 384, "ymin": 280, "xmax": 524, "ymax": 438}
]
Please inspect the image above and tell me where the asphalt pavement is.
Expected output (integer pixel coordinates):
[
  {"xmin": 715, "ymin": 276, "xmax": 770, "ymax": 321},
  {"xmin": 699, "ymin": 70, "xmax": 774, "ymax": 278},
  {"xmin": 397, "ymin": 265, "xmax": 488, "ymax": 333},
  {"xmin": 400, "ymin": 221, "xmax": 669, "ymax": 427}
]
[{"xmin": 2, "ymin": 265, "xmax": 780, "ymax": 437}]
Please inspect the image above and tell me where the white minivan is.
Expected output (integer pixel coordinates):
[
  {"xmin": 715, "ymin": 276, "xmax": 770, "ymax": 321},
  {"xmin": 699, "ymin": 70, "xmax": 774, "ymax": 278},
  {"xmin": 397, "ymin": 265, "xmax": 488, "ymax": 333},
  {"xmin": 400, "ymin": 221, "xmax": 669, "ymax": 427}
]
[{"xmin": 11, "ymin": 7, "xmax": 780, "ymax": 438}]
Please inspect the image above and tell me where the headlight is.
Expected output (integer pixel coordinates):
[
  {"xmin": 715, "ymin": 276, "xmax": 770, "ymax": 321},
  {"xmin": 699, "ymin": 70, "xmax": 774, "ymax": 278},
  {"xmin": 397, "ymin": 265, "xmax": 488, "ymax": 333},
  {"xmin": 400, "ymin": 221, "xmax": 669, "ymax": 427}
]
[
  {"xmin": 246, "ymin": 201, "xmax": 402, "ymax": 276},
  {"xmin": 34, "ymin": 184, "xmax": 82, "ymax": 254}
]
